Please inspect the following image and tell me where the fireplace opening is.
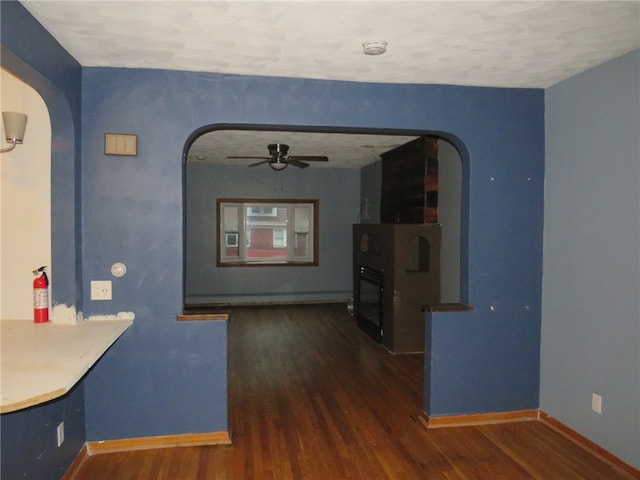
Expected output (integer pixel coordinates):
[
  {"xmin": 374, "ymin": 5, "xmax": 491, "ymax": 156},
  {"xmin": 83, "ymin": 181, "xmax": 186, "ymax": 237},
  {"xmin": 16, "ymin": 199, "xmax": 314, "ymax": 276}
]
[{"xmin": 356, "ymin": 265, "xmax": 384, "ymax": 342}]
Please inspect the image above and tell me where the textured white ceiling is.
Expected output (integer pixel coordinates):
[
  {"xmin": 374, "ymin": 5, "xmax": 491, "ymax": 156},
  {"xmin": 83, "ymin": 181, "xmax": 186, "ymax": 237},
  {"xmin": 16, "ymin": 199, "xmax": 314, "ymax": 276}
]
[
  {"xmin": 19, "ymin": 0, "xmax": 640, "ymax": 169},
  {"xmin": 188, "ymin": 129, "xmax": 422, "ymax": 168},
  {"xmin": 21, "ymin": 0, "xmax": 640, "ymax": 88}
]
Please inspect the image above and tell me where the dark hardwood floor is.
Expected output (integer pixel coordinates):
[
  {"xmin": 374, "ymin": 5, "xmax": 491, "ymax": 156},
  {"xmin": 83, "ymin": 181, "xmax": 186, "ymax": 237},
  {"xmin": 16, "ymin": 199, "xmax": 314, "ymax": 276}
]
[{"xmin": 69, "ymin": 303, "xmax": 636, "ymax": 479}]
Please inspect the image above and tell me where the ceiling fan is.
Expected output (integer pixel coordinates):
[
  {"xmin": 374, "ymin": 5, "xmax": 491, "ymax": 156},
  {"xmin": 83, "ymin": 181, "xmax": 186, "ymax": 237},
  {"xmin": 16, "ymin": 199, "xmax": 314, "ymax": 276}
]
[{"xmin": 228, "ymin": 143, "xmax": 329, "ymax": 171}]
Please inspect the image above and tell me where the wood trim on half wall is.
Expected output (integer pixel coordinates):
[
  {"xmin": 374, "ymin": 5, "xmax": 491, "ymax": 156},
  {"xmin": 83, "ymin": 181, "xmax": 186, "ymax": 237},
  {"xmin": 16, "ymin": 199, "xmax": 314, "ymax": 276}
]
[
  {"xmin": 86, "ymin": 431, "xmax": 231, "ymax": 455},
  {"xmin": 419, "ymin": 409, "xmax": 539, "ymax": 429}
]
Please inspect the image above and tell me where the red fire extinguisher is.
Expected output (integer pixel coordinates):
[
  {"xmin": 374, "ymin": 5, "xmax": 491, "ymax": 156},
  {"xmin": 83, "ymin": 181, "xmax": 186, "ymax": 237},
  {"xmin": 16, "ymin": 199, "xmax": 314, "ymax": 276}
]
[{"xmin": 33, "ymin": 266, "xmax": 49, "ymax": 324}]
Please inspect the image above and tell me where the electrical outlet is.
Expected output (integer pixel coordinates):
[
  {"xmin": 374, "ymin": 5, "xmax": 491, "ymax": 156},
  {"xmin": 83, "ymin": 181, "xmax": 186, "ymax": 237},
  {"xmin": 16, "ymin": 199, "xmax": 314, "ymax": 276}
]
[
  {"xmin": 592, "ymin": 393, "xmax": 602, "ymax": 414},
  {"xmin": 91, "ymin": 280, "xmax": 112, "ymax": 300},
  {"xmin": 56, "ymin": 422, "xmax": 64, "ymax": 447}
]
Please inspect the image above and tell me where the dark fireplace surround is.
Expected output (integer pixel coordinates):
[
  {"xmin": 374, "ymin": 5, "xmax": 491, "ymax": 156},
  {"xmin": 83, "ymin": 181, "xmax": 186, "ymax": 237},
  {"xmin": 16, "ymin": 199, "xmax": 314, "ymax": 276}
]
[
  {"xmin": 356, "ymin": 265, "xmax": 384, "ymax": 342},
  {"xmin": 353, "ymin": 136, "xmax": 441, "ymax": 353}
]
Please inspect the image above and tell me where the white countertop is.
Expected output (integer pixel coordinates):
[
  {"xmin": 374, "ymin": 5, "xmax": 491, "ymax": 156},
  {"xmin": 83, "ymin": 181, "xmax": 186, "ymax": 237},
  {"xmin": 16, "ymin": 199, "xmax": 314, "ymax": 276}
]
[{"xmin": 1, "ymin": 319, "xmax": 132, "ymax": 414}]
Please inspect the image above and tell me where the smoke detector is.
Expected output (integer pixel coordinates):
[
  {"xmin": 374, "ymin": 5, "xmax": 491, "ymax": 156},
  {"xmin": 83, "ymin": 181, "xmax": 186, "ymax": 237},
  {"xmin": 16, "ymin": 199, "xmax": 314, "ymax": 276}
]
[{"xmin": 363, "ymin": 41, "xmax": 387, "ymax": 55}]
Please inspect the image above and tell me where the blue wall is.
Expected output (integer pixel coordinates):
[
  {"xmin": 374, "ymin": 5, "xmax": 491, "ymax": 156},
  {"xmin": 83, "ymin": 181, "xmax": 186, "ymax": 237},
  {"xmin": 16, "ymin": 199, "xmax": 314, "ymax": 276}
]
[
  {"xmin": 1, "ymin": 3, "xmax": 84, "ymax": 478},
  {"xmin": 80, "ymin": 67, "xmax": 544, "ymax": 439},
  {"xmin": 1, "ymin": 384, "xmax": 86, "ymax": 480},
  {"xmin": 185, "ymin": 163, "xmax": 360, "ymax": 305},
  {"xmin": 424, "ymin": 307, "xmax": 540, "ymax": 415},
  {"xmin": 541, "ymin": 49, "xmax": 640, "ymax": 468}
]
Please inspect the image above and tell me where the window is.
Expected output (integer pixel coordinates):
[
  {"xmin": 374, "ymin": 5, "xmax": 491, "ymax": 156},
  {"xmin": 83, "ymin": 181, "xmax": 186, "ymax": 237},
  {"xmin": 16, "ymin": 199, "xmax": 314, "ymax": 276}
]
[
  {"xmin": 217, "ymin": 199, "xmax": 318, "ymax": 266},
  {"xmin": 273, "ymin": 228, "xmax": 287, "ymax": 248},
  {"xmin": 247, "ymin": 206, "xmax": 277, "ymax": 217}
]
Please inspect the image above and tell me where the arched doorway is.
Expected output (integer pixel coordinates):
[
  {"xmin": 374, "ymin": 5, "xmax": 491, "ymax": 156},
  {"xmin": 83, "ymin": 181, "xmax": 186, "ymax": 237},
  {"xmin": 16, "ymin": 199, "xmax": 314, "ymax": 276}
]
[
  {"xmin": 182, "ymin": 125, "xmax": 467, "ymax": 309},
  {"xmin": 0, "ymin": 68, "xmax": 51, "ymax": 319}
]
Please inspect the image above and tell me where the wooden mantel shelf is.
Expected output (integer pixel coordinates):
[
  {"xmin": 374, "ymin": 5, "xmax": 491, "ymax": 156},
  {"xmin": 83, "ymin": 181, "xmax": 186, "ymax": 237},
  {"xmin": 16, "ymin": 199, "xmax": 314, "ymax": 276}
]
[
  {"xmin": 1, "ymin": 318, "xmax": 132, "ymax": 414},
  {"xmin": 177, "ymin": 312, "xmax": 229, "ymax": 321},
  {"xmin": 422, "ymin": 303, "xmax": 474, "ymax": 312}
]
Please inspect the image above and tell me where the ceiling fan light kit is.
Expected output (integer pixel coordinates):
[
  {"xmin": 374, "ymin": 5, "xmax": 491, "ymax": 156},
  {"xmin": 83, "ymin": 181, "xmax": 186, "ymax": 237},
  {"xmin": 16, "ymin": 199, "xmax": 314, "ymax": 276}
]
[{"xmin": 269, "ymin": 160, "xmax": 288, "ymax": 171}]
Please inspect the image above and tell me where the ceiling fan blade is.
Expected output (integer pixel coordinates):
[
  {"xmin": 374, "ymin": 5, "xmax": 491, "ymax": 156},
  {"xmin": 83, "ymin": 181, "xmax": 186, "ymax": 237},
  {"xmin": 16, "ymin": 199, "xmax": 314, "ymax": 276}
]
[
  {"xmin": 289, "ymin": 155, "xmax": 329, "ymax": 162},
  {"xmin": 287, "ymin": 159, "xmax": 310, "ymax": 168},
  {"xmin": 249, "ymin": 160, "xmax": 270, "ymax": 167},
  {"xmin": 228, "ymin": 156, "xmax": 271, "ymax": 160}
]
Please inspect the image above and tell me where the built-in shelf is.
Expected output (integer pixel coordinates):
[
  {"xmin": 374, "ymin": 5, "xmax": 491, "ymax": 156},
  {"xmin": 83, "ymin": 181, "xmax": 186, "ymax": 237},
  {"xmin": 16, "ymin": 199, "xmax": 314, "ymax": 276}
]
[{"xmin": 381, "ymin": 136, "xmax": 439, "ymax": 224}]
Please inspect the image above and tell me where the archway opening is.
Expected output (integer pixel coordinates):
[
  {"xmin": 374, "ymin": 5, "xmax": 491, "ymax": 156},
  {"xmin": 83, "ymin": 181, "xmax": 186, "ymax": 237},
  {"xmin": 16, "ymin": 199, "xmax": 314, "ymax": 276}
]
[
  {"xmin": 0, "ymin": 68, "xmax": 52, "ymax": 320},
  {"xmin": 182, "ymin": 125, "xmax": 468, "ymax": 310}
]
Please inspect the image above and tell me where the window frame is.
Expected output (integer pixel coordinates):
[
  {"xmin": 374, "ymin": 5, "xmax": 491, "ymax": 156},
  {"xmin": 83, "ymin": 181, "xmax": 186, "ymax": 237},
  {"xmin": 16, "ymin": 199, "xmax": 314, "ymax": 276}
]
[
  {"xmin": 272, "ymin": 227, "xmax": 287, "ymax": 248},
  {"xmin": 216, "ymin": 198, "xmax": 319, "ymax": 267}
]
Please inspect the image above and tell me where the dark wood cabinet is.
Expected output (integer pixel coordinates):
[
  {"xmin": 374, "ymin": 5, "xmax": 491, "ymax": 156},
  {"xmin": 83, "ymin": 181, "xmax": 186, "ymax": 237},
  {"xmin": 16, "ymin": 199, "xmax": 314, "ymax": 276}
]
[
  {"xmin": 353, "ymin": 224, "xmax": 441, "ymax": 353},
  {"xmin": 380, "ymin": 136, "xmax": 439, "ymax": 224}
]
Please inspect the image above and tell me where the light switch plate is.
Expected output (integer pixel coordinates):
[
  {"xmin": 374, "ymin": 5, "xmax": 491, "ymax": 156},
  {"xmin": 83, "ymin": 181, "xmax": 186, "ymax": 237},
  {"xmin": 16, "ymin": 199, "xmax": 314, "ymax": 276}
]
[{"xmin": 105, "ymin": 133, "xmax": 137, "ymax": 156}]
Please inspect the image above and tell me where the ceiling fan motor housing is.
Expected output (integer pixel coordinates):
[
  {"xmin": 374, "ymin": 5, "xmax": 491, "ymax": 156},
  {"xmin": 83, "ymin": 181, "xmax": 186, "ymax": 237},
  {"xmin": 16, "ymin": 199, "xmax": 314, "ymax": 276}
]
[{"xmin": 268, "ymin": 143, "xmax": 289, "ymax": 158}]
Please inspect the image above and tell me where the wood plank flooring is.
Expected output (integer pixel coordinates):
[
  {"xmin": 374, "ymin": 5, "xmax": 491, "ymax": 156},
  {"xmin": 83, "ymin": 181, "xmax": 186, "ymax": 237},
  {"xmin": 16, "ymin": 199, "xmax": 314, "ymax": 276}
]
[{"xmin": 68, "ymin": 303, "xmax": 636, "ymax": 479}]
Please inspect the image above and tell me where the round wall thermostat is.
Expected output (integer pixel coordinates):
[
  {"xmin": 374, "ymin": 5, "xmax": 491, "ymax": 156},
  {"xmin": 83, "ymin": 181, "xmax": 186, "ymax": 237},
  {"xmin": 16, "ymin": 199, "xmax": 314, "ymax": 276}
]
[{"xmin": 111, "ymin": 262, "xmax": 127, "ymax": 277}]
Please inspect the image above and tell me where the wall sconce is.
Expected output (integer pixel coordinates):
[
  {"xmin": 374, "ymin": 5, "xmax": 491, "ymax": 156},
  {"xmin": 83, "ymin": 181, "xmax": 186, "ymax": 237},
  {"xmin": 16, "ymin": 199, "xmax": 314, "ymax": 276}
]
[{"xmin": 1, "ymin": 112, "xmax": 28, "ymax": 153}]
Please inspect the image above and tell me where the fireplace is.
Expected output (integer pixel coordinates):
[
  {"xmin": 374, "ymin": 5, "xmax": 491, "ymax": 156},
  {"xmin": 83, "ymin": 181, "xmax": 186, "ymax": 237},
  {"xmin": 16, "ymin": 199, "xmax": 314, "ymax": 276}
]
[
  {"xmin": 356, "ymin": 265, "xmax": 384, "ymax": 342},
  {"xmin": 353, "ymin": 224, "xmax": 441, "ymax": 352}
]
